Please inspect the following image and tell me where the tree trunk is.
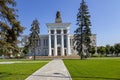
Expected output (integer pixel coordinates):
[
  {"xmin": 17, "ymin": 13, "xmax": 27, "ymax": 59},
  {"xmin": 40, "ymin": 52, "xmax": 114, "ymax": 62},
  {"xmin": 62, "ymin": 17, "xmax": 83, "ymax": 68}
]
[
  {"xmin": 33, "ymin": 48, "xmax": 36, "ymax": 60},
  {"xmin": 80, "ymin": 55, "xmax": 83, "ymax": 60},
  {"xmin": 80, "ymin": 52, "xmax": 84, "ymax": 60},
  {"xmin": 116, "ymin": 53, "xmax": 119, "ymax": 57},
  {"xmin": 106, "ymin": 53, "xmax": 107, "ymax": 57}
]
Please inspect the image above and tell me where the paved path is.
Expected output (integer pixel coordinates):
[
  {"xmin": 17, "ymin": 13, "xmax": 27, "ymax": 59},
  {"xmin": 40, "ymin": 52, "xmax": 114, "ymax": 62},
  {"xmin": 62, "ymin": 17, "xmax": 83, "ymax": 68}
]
[{"xmin": 25, "ymin": 59, "xmax": 72, "ymax": 80}]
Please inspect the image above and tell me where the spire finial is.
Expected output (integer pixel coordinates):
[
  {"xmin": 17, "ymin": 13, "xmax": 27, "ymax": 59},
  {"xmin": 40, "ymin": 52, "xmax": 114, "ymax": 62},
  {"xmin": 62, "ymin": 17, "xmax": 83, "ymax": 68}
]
[
  {"xmin": 55, "ymin": 11, "xmax": 62, "ymax": 23},
  {"xmin": 82, "ymin": 0, "xmax": 85, "ymax": 4},
  {"xmin": 82, "ymin": 0, "xmax": 85, "ymax": 2}
]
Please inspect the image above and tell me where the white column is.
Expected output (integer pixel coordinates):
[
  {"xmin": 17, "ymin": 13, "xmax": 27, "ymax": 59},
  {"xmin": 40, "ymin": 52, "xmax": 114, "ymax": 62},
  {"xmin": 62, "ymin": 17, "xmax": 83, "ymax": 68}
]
[
  {"xmin": 48, "ymin": 29, "xmax": 51, "ymax": 56},
  {"xmin": 67, "ymin": 29, "xmax": 71, "ymax": 55},
  {"xmin": 61, "ymin": 29, "xmax": 64, "ymax": 56},
  {"xmin": 54, "ymin": 29, "xmax": 57, "ymax": 56}
]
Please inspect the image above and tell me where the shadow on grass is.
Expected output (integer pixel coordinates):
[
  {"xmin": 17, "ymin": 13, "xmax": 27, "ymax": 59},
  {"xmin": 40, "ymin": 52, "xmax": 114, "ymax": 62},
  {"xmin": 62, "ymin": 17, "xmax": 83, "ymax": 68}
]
[
  {"xmin": 0, "ymin": 72, "xmax": 31, "ymax": 79},
  {"xmin": 0, "ymin": 72, "xmax": 71, "ymax": 79},
  {"xmin": 72, "ymin": 76, "xmax": 120, "ymax": 80}
]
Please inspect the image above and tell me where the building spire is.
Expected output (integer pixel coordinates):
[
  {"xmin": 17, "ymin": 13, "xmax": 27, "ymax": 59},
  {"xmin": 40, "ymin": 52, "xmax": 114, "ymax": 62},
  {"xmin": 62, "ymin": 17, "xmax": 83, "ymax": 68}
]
[
  {"xmin": 55, "ymin": 11, "xmax": 62, "ymax": 23},
  {"xmin": 82, "ymin": 0, "xmax": 85, "ymax": 3}
]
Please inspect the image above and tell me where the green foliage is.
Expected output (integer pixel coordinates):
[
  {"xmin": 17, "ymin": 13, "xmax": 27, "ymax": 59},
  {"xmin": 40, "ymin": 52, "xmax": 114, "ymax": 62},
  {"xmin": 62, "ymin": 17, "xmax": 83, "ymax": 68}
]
[
  {"xmin": 30, "ymin": 19, "xmax": 40, "ymax": 33},
  {"xmin": 28, "ymin": 19, "xmax": 40, "ymax": 48},
  {"xmin": 114, "ymin": 43, "xmax": 120, "ymax": 56},
  {"xmin": 97, "ymin": 46, "xmax": 106, "ymax": 56},
  {"xmin": 22, "ymin": 46, "xmax": 29, "ymax": 54},
  {"xmin": 64, "ymin": 59, "xmax": 120, "ymax": 80},
  {"xmin": 26, "ymin": 19, "xmax": 40, "ymax": 60},
  {"xmin": 110, "ymin": 46, "xmax": 115, "ymax": 54},
  {"xmin": 105, "ymin": 45, "xmax": 111, "ymax": 56},
  {"xmin": 0, "ymin": 60, "xmax": 48, "ymax": 80},
  {"xmin": 74, "ymin": 0, "xmax": 92, "ymax": 59},
  {"xmin": 88, "ymin": 47, "xmax": 96, "ymax": 56},
  {"xmin": 97, "ymin": 43, "xmax": 120, "ymax": 57},
  {"xmin": 0, "ymin": 0, "xmax": 24, "ymax": 56}
]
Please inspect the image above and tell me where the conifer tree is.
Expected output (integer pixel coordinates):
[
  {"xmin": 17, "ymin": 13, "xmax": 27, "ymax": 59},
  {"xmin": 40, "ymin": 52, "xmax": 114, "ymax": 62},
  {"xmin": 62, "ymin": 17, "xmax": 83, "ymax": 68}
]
[
  {"xmin": 74, "ymin": 0, "xmax": 92, "ymax": 59},
  {"xmin": 0, "ymin": 0, "xmax": 24, "ymax": 56},
  {"xmin": 27, "ymin": 19, "xmax": 40, "ymax": 60}
]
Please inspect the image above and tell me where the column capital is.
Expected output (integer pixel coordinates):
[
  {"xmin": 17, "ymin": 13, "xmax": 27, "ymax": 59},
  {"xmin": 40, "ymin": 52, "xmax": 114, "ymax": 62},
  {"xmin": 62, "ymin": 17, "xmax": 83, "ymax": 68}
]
[
  {"xmin": 54, "ymin": 29, "xmax": 57, "ymax": 34},
  {"xmin": 48, "ymin": 29, "xmax": 51, "ymax": 34},
  {"xmin": 61, "ymin": 29, "xmax": 63, "ymax": 34},
  {"xmin": 67, "ymin": 29, "xmax": 70, "ymax": 34}
]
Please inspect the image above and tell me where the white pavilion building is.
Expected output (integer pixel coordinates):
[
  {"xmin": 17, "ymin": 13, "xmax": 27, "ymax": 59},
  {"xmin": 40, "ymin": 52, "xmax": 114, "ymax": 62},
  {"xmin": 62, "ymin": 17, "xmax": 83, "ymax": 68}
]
[{"xmin": 20, "ymin": 11, "xmax": 96, "ymax": 56}]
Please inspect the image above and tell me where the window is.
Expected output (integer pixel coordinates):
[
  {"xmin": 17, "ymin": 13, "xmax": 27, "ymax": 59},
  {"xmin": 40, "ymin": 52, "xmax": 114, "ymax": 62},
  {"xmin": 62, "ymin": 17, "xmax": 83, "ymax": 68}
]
[
  {"xmin": 46, "ymin": 39, "xmax": 48, "ymax": 46},
  {"xmin": 64, "ymin": 49, "xmax": 67, "ymax": 56},
  {"xmin": 51, "ymin": 30, "xmax": 54, "ymax": 34},
  {"xmin": 64, "ymin": 35, "xmax": 67, "ymax": 47},
  {"xmin": 44, "ymin": 39, "xmax": 46, "ymax": 46},
  {"xmin": 57, "ymin": 30, "xmax": 61, "ymax": 34},
  {"xmin": 39, "ymin": 39, "xmax": 41, "ymax": 46},
  {"xmin": 44, "ymin": 49, "xmax": 46, "ymax": 56},
  {"xmin": 57, "ymin": 35, "xmax": 61, "ymax": 45},
  {"xmin": 64, "ymin": 30, "xmax": 67, "ymax": 34},
  {"xmin": 51, "ymin": 35, "xmax": 54, "ymax": 48},
  {"xmin": 43, "ymin": 39, "xmax": 48, "ymax": 46}
]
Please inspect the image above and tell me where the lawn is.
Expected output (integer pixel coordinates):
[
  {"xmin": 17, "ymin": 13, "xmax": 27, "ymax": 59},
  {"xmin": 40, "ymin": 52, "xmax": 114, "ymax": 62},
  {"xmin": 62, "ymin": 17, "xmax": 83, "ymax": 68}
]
[
  {"xmin": 64, "ymin": 59, "xmax": 120, "ymax": 80},
  {"xmin": 0, "ymin": 60, "xmax": 49, "ymax": 80}
]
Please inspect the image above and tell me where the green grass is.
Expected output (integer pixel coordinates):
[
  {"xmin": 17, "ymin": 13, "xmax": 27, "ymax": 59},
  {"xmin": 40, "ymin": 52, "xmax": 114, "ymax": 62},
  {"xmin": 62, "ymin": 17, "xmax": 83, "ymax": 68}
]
[
  {"xmin": 0, "ymin": 60, "xmax": 49, "ymax": 80},
  {"xmin": 64, "ymin": 59, "xmax": 120, "ymax": 80}
]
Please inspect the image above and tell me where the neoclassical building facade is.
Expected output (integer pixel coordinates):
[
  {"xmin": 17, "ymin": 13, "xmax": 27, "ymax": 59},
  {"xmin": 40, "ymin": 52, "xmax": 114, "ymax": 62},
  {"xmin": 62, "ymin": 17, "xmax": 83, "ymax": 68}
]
[{"xmin": 20, "ymin": 11, "xmax": 96, "ymax": 56}]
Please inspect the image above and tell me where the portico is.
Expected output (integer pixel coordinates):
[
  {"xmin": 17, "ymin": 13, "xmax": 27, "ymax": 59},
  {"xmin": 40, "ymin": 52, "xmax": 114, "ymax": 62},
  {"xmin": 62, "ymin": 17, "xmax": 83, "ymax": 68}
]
[{"xmin": 46, "ymin": 11, "xmax": 71, "ymax": 56}]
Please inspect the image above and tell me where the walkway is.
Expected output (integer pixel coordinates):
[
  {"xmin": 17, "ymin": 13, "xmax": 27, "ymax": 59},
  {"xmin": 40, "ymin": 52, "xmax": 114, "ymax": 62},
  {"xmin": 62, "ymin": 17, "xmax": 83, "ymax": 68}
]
[{"xmin": 25, "ymin": 59, "xmax": 72, "ymax": 80}]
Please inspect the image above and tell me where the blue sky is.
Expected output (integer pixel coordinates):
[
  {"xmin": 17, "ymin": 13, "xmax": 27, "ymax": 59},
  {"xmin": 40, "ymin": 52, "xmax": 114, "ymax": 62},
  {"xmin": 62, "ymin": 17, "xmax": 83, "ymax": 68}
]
[{"xmin": 16, "ymin": 0, "xmax": 120, "ymax": 46}]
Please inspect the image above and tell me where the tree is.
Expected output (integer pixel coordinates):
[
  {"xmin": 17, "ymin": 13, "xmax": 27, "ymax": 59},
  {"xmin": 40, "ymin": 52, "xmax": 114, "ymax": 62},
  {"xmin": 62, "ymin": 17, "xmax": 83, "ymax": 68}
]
[
  {"xmin": 105, "ymin": 45, "xmax": 111, "ymax": 56},
  {"xmin": 97, "ymin": 47, "xmax": 101, "ymax": 55},
  {"xmin": 110, "ymin": 46, "xmax": 115, "ymax": 56},
  {"xmin": 22, "ymin": 45, "xmax": 29, "ymax": 54},
  {"xmin": 97, "ymin": 46, "xmax": 106, "ymax": 57},
  {"xmin": 114, "ymin": 43, "xmax": 120, "ymax": 57},
  {"xmin": 27, "ymin": 19, "xmax": 40, "ymax": 60},
  {"xmin": 88, "ymin": 46, "xmax": 95, "ymax": 57},
  {"xmin": 74, "ymin": 0, "xmax": 92, "ymax": 59},
  {"xmin": 0, "ymin": 0, "xmax": 24, "ymax": 56}
]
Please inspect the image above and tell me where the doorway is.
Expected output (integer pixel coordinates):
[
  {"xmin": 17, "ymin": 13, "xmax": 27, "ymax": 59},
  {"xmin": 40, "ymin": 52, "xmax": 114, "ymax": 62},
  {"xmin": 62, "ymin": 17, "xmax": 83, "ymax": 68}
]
[{"xmin": 57, "ymin": 47, "xmax": 61, "ymax": 56}]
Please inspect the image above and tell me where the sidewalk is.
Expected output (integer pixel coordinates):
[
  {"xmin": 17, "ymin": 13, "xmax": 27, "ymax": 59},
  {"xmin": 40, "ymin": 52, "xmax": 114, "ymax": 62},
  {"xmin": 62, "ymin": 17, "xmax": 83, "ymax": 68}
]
[{"xmin": 25, "ymin": 59, "xmax": 72, "ymax": 80}]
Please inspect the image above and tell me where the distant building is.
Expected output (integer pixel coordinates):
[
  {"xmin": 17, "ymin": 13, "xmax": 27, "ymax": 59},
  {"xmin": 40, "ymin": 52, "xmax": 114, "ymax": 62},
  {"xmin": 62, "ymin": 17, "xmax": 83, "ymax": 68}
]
[{"xmin": 19, "ymin": 11, "xmax": 96, "ymax": 56}]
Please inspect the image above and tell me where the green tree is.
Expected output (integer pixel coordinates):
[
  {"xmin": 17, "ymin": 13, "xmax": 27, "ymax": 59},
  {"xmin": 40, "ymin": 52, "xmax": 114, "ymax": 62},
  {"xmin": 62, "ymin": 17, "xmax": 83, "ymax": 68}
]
[
  {"xmin": 0, "ymin": 0, "xmax": 24, "ymax": 56},
  {"xmin": 88, "ymin": 46, "xmax": 96, "ymax": 57},
  {"xmin": 99, "ymin": 46, "xmax": 106, "ymax": 57},
  {"xmin": 97, "ymin": 46, "xmax": 106, "ymax": 56},
  {"xmin": 27, "ymin": 19, "xmax": 40, "ymax": 60},
  {"xmin": 105, "ymin": 45, "xmax": 111, "ymax": 57},
  {"xmin": 114, "ymin": 43, "xmax": 120, "ymax": 57},
  {"xmin": 97, "ymin": 47, "xmax": 101, "ymax": 55},
  {"xmin": 110, "ymin": 46, "xmax": 115, "ymax": 56},
  {"xmin": 22, "ymin": 45, "xmax": 29, "ymax": 55},
  {"xmin": 74, "ymin": 0, "xmax": 92, "ymax": 59}
]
